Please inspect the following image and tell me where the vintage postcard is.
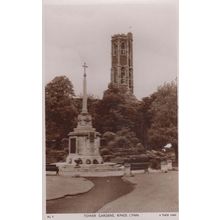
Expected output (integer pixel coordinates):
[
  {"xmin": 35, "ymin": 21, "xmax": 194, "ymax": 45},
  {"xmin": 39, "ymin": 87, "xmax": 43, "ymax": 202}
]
[{"xmin": 43, "ymin": 0, "xmax": 178, "ymax": 219}]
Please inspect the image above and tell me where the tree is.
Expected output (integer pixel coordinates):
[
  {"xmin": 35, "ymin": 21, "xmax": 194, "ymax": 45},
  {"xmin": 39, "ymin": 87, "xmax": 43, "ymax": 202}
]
[
  {"xmin": 146, "ymin": 81, "xmax": 178, "ymax": 162},
  {"xmin": 100, "ymin": 129, "xmax": 145, "ymax": 162},
  {"xmin": 93, "ymin": 83, "xmax": 140, "ymax": 135},
  {"xmin": 45, "ymin": 76, "xmax": 78, "ymax": 149},
  {"xmin": 91, "ymin": 84, "xmax": 144, "ymax": 161},
  {"xmin": 136, "ymin": 96, "xmax": 154, "ymax": 147}
]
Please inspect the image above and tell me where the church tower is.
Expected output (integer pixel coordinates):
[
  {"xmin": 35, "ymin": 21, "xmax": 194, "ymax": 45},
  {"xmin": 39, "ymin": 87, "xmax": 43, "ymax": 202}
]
[{"xmin": 111, "ymin": 32, "xmax": 133, "ymax": 93}]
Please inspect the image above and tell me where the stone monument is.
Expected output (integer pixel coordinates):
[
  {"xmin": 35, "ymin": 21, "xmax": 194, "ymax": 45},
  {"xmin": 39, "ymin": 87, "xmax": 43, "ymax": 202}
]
[{"xmin": 66, "ymin": 62, "xmax": 103, "ymax": 166}]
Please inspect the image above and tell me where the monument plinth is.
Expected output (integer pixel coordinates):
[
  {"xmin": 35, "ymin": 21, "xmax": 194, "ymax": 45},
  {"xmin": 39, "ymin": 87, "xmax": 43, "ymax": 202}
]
[{"xmin": 66, "ymin": 63, "xmax": 103, "ymax": 165}]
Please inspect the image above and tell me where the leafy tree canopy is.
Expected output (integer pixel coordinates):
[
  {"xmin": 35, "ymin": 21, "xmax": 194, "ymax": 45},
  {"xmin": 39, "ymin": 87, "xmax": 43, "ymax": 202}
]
[
  {"xmin": 101, "ymin": 129, "xmax": 145, "ymax": 162},
  {"xmin": 93, "ymin": 84, "xmax": 140, "ymax": 134},
  {"xmin": 45, "ymin": 76, "xmax": 78, "ymax": 148},
  {"xmin": 146, "ymin": 81, "xmax": 178, "ymax": 161}
]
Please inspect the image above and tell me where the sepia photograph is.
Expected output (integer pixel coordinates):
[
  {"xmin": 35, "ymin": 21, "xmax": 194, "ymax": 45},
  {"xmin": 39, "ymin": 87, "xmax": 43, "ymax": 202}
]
[{"xmin": 43, "ymin": 0, "xmax": 178, "ymax": 219}]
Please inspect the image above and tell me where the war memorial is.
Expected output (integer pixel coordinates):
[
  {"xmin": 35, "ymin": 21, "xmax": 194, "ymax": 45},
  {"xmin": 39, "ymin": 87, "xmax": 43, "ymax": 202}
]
[{"xmin": 58, "ymin": 61, "xmax": 125, "ymax": 177}]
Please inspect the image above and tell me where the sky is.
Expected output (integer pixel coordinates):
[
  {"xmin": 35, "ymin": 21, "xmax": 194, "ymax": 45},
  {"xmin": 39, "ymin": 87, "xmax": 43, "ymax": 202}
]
[{"xmin": 43, "ymin": 0, "xmax": 178, "ymax": 99}]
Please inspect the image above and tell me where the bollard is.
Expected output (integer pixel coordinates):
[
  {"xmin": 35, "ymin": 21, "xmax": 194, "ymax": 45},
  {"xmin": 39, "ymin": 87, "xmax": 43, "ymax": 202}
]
[
  {"xmin": 161, "ymin": 161, "xmax": 168, "ymax": 173},
  {"xmin": 167, "ymin": 159, "xmax": 173, "ymax": 170},
  {"xmin": 124, "ymin": 163, "xmax": 131, "ymax": 176}
]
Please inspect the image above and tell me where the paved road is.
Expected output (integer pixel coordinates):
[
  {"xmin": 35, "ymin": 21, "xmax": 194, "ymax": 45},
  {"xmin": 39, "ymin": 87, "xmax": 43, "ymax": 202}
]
[{"xmin": 46, "ymin": 177, "xmax": 134, "ymax": 213}]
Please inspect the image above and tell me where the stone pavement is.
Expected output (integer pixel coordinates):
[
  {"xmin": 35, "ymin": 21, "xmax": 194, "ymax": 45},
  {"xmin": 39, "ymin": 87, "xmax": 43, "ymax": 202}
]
[
  {"xmin": 46, "ymin": 176, "xmax": 94, "ymax": 200},
  {"xmin": 98, "ymin": 171, "xmax": 178, "ymax": 213}
]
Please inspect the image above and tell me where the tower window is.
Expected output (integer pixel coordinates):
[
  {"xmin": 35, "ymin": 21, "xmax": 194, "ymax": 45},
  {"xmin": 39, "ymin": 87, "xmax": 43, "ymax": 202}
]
[
  {"xmin": 129, "ymin": 69, "xmax": 132, "ymax": 88},
  {"xmin": 121, "ymin": 42, "xmax": 126, "ymax": 55},
  {"xmin": 113, "ymin": 43, "xmax": 117, "ymax": 56},
  {"xmin": 121, "ymin": 67, "xmax": 125, "ymax": 84},
  {"xmin": 114, "ymin": 68, "xmax": 117, "ymax": 83}
]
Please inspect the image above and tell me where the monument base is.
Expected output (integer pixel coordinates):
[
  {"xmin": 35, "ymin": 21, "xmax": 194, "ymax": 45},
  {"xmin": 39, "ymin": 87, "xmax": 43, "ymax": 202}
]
[
  {"xmin": 66, "ymin": 154, "xmax": 103, "ymax": 166},
  {"xmin": 58, "ymin": 163, "xmax": 125, "ymax": 177}
]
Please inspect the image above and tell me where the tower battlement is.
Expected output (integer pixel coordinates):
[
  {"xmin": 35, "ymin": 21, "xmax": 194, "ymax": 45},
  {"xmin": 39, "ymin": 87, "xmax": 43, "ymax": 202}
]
[{"xmin": 111, "ymin": 32, "xmax": 133, "ymax": 93}]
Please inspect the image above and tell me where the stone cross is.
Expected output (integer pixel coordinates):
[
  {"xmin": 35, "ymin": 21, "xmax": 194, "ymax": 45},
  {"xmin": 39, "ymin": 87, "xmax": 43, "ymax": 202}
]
[
  {"xmin": 82, "ymin": 62, "xmax": 88, "ymax": 114},
  {"xmin": 83, "ymin": 62, "xmax": 88, "ymax": 77}
]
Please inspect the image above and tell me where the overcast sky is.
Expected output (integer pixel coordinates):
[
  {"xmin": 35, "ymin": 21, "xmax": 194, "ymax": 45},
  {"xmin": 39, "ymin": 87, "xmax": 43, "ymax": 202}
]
[{"xmin": 43, "ymin": 0, "xmax": 178, "ymax": 99}]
